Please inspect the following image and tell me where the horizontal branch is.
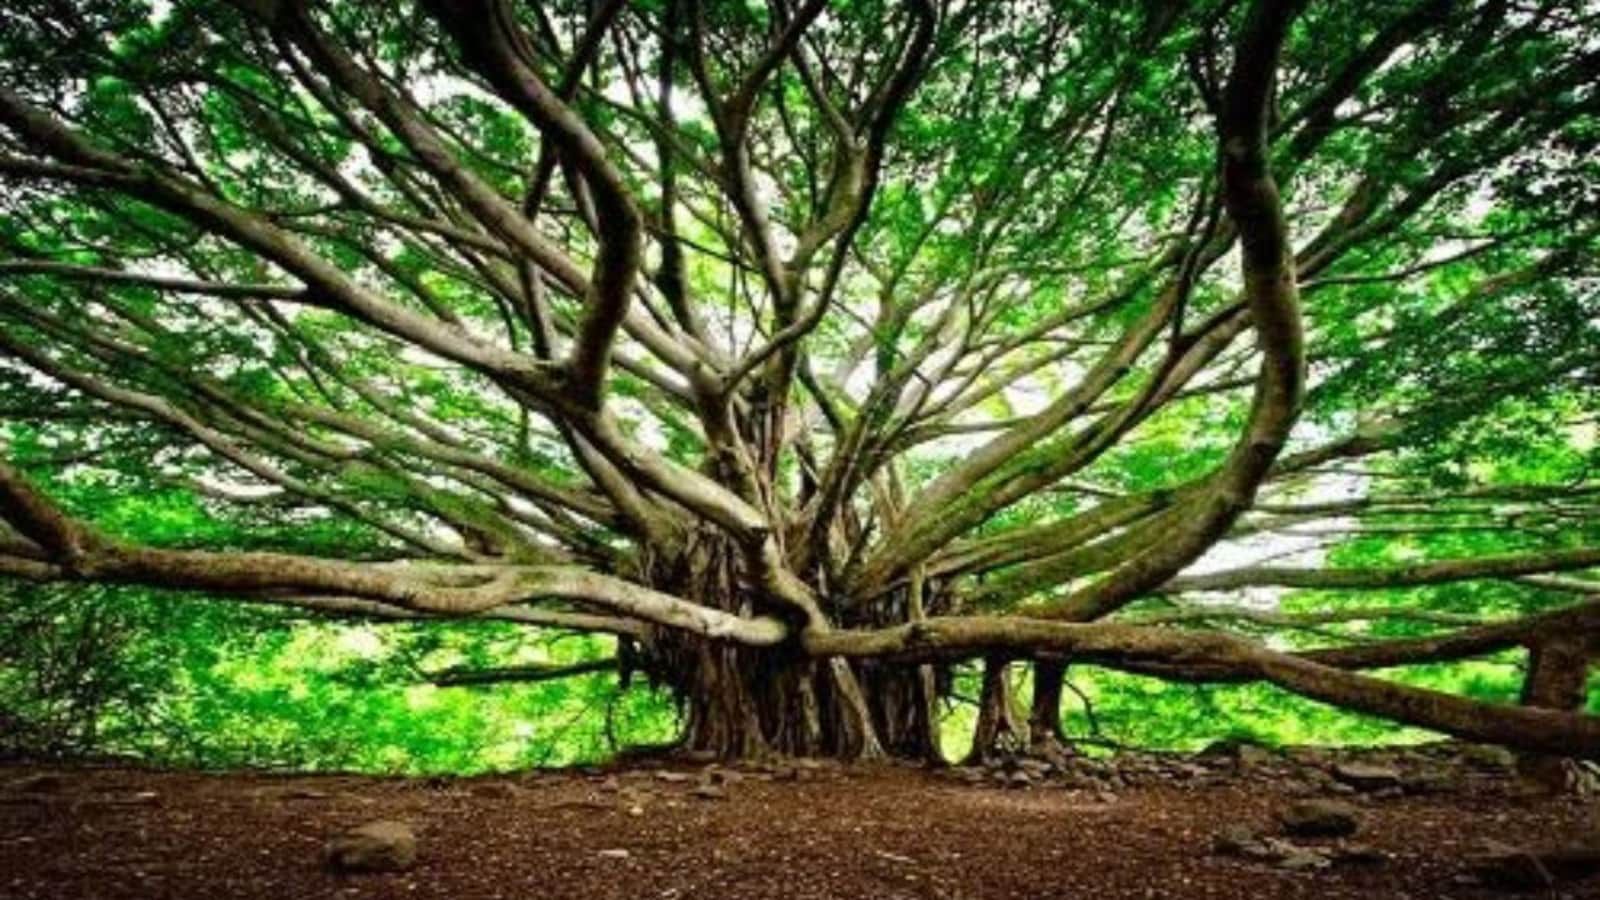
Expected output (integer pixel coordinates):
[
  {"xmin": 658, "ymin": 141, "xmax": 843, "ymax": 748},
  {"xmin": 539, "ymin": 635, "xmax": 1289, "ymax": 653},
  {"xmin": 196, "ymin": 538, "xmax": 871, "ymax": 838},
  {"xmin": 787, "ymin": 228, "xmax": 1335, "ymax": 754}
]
[
  {"xmin": 803, "ymin": 610, "xmax": 1600, "ymax": 756},
  {"xmin": 428, "ymin": 658, "xmax": 616, "ymax": 687},
  {"xmin": 0, "ymin": 260, "xmax": 309, "ymax": 300},
  {"xmin": 1163, "ymin": 545, "xmax": 1600, "ymax": 593}
]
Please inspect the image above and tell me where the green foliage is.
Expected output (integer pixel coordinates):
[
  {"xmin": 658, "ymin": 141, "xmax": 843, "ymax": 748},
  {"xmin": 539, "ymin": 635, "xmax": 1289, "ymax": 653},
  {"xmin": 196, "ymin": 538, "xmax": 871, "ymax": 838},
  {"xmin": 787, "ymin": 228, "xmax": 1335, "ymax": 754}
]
[
  {"xmin": 0, "ymin": 0, "xmax": 1596, "ymax": 771},
  {"xmin": 0, "ymin": 582, "xmax": 676, "ymax": 772}
]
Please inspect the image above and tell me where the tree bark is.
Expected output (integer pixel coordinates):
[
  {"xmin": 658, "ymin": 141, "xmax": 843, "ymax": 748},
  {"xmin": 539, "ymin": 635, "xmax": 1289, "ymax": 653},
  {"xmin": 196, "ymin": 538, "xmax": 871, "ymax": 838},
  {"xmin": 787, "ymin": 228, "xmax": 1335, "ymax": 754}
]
[
  {"xmin": 965, "ymin": 657, "xmax": 1029, "ymax": 765},
  {"xmin": 1027, "ymin": 659, "xmax": 1074, "ymax": 764},
  {"xmin": 670, "ymin": 644, "xmax": 925, "ymax": 760},
  {"xmin": 1517, "ymin": 636, "xmax": 1592, "ymax": 792}
]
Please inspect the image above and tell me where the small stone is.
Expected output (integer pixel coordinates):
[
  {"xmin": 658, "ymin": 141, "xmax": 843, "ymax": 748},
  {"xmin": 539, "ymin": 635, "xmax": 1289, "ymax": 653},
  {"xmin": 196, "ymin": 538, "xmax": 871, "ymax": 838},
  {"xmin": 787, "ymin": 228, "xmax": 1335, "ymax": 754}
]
[
  {"xmin": 1006, "ymin": 770, "xmax": 1034, "ymax": 789},
  {"xmin": 1018, "ymin": 758, "xmax": 1052, "ymax": 777},
  {"xmin": 598, "ymin": 776, "xmax": 622, "ymax": 792},
  {"xmin": 1095, "ymin": 790, "xmax": 1119, "ymax": 805},
  {"xmin": 1331, "ymin": 762, "xmax": 1402, "ymax": 792},
  {"xmin": 1237, "ymin": 745, "xmax": 1273, "ymax": 769},
  {"xmin": 1460, "ymin": 744, "xmax": 1517, "ymax": 773},
  {"xmin": 282, "ymin": 787, "xmax": 331, "ymax": 801},
  {"xmin": 1402, "ymin": 768, "xmax": 1455, "ymax": 796},
  {"xmin": 1247, "ymin": 837, "xmax": 1298, "ymax": 862},
  {"xmin": 597, "ymin": 848, "xmax": 631, "ymax": 860},
  {"xmin": 1278, "ymin": 849, "xmax": 1330, "ymax": 871},
  {"xmin": 1332, "ymin": 843, "xmax": 1387, "ymax": 866},
  {"xmin": 654, "ymin": 771, "xmax": 693, "ymax": 783},
  {"xmin": 325, "ymin": 820, "xmax": 416, "ymax": 873},
  {"xmin": 691, "ymin": 783, "xmax": 725, "ymax": 800},
  {"xmin": 626, "ymin": 804, "xmax": 644, "ymax": 817},
  {"xmin": 1212, "ymin": 825, "xmax": 1261, "ymax": 856},
  {"xmin": 1287, "ymin": 746, "xmax": 1332, "ymax": 767},
  {"xmin": 1279, "ymin": 799, "xmax": 1360, "ymax": 838}
]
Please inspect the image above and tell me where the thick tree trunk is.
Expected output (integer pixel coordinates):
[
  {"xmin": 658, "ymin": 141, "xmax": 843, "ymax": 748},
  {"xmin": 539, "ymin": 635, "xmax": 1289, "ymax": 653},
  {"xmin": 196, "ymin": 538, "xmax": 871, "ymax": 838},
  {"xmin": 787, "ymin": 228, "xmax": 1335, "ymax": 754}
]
[
  {"xmin": 1027, "ymin": 659, "xmax": 1074, "ymax": 764},
  {"xmin": 1517, "ymin": 636, "xmax": 1591, "ymax": 792},
  {"xmin": 965, "ymin": 656, "xmax": 1029, "ymax": 765},
  {"xmin": 671, "ymin": 644, "xmax": 935, "ymax": 760},
  {"xmin": 860, "ymin": 660, "xmax": 944, "ymax": 762},
  {"xmin": 640, "ymin": 529, "xmax": 936, "ymax": 761}
]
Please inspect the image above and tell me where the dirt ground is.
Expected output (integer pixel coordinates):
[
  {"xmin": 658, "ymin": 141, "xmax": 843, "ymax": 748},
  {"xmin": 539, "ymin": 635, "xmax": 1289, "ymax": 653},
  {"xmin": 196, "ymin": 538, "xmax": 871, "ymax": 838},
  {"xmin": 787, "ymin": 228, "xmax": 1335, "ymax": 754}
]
[{"xmin": 2, "ymin": 754, "xmax": 1598, "ymax": 899}]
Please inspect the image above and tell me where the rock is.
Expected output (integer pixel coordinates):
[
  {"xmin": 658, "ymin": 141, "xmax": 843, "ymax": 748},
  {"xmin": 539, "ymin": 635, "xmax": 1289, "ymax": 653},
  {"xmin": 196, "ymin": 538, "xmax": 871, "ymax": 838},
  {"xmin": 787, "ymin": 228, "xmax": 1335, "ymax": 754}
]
[
  {"xmin": 1331, "ymin": 762, "xmax": 1402, "ymax": 792},
  {"xmin": 1278, "ymin": 799, "xmax": 1360, "ymax": 838},
  {"xmin": 1216, "ymin": 833, "xmax": 1321, "ymax": 866},
  {"xmin": 1005, "ymin": 770, "xmax": 1034, "ymax": 789},
  {"xmin": 1237, "ymin": 745, "xmax": 1273, "ymax": 769},
  {"xmin": 1199, "ymin": 739, "xmax": 1271, "ymax": 767},
  {"xmin": 598, "ymin": 848, "xmax": 631, "ymax": 860},
  {"xmin": 1212, "ymin": 825, "xmax": 1262, "ymax": 856},
  {"xmin": 1460, "ymin": 744, "xmax": 1517, "ymax": 773},
  {"xmin": 598, "ymin": 776, "xmax": 621, "ymax": 792},
  {"xmin": 1332, "ymin": 843, "xmax": 1388, "ymax": 866},
  {"xmin": 1277, "ymin": 848, "xmax": 1330, "ymax": 871},
  {"xmin": 691, "ymin": 782, "xmax": 725, "ymax": 800},
  {"xmin": 654, "ymin": 771, "xmax": 694, "ymax": 783},
  {"xmin": 1286, "ymin": 746, "xmax": 1332, "ymax": 767},
  {"xmin": 1168, "ymin": 762, "xmax": 1204, "ymax": 781},
  {"xmin": 1018, "ymin": 758, "xmax": 1052, "ymax": 777},
  {"xmin": 1402, "ymin": 768, "xmax": 1456, "ymax": 796},
  {"xmin": 325, "ymin": 820, "xmax": 416, "ymax": 873}
]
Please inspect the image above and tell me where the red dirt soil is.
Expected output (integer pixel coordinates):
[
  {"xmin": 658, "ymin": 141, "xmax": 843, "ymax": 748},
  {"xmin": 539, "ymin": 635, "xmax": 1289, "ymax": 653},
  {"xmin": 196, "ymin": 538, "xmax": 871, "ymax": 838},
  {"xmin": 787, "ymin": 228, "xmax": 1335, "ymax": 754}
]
[{"xmin": 2, "ymin": 759, "xmax": 1597, "ymax": 899}]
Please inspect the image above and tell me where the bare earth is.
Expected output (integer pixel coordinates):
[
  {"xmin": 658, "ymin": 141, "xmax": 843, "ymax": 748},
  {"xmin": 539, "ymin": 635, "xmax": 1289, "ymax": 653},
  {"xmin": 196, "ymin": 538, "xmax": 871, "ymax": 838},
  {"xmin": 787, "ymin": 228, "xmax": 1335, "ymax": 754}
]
[{"xmin": 2, "ymin": 755, "xmax": 1597, "ymax": 899}]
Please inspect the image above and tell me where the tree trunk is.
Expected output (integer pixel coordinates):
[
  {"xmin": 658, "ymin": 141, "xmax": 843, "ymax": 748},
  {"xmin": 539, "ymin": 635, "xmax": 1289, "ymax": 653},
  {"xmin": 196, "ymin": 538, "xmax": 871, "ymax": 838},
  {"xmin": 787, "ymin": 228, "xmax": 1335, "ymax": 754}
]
[
  {"xmin": 964, "ymin": 656, "xmax": 1029, "ymax": 765},
  {"xmin": 860, "ymin": 660, "xmax": 945, "ymax": 762},
  {"xmin": 1517, "ymin": 636, "xmax": 1591, "ymax": 792},
  {"xmin": 1027, "ymin": 658, "xmax": 1074, "ymax": 765}
]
